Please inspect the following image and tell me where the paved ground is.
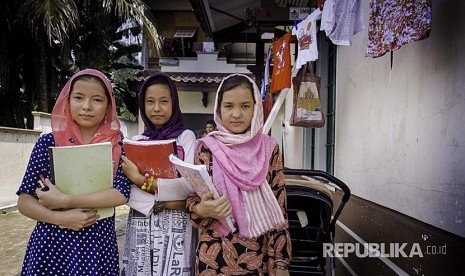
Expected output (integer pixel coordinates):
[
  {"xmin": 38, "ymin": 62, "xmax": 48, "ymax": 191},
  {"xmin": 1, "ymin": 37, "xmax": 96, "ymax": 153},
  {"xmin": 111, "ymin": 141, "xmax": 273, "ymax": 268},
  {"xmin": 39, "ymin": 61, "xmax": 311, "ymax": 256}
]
[{"xmin": 0, "ymin": 205, "xmax": 130, "ymax": 276}]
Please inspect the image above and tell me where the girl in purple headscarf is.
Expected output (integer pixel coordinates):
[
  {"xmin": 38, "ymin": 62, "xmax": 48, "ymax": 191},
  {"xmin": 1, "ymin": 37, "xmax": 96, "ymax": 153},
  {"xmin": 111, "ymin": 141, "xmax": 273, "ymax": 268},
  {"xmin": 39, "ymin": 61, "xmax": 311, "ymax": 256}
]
[{"xmin": 120, "ymin": 73, "xmax": 197, "ymax": 276}]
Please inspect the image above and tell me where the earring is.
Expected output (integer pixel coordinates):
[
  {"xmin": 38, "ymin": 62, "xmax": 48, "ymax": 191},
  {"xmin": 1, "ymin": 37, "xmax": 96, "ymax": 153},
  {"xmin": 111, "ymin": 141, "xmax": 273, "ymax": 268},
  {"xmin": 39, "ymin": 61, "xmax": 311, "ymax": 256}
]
[{"xmin": 103, "ymin": 114, "xmax": 108, "ymax": 124}]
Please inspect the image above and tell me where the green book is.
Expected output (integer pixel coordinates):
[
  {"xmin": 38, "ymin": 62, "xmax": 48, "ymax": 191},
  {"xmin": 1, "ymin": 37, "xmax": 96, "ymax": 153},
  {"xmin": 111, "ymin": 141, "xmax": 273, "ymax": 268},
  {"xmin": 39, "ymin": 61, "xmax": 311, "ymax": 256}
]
[{"xmin": 49, "ymin": 142, "xmax": 114, "ymax": 220}]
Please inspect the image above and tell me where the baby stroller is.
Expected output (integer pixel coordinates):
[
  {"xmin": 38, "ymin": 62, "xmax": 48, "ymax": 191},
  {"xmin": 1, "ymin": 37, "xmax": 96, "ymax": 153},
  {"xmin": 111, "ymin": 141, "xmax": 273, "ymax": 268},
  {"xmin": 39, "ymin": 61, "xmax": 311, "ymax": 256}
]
[{"xmin": 283, "ymin": 169, "xmax": 351, "ymax": 276}]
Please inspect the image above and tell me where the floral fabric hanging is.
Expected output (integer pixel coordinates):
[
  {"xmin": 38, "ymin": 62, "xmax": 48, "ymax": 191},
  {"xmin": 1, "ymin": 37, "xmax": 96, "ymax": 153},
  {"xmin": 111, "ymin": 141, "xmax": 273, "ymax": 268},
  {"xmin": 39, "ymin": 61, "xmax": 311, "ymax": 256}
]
[{"xmin": 366, "ymin": 0, "xmax": 432, "ymax": 58}]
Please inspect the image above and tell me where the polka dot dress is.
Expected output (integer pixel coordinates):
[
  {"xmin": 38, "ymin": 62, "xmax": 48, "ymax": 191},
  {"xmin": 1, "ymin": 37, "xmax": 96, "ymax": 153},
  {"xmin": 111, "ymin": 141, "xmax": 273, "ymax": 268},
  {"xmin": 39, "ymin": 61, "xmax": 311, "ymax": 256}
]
[{"xmin": 17, "ymin": 133, "xmax": 131, "ymax": 276}]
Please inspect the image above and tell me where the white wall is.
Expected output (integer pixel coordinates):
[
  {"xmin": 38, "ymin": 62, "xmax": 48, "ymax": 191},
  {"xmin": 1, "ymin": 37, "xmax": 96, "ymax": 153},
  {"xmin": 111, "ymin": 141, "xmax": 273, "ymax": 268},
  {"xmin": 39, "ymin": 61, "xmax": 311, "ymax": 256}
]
[
  {"xmin": 282, "ymin": 87, "xmax": 304, "ymax": 169},
  {"xmin": 161, "ymin": 52, "xmax": 250, "ymax": 73},
  {"xmin": 156, "ymin": 52, "xmax": 251, "ymax": 128},
  {"xmin": 179, "ymin": 91, "xmax": 216, "ymax": 114},
  {"xmin": 335, "ymin": 0, "xmax": 465, "ymax": 237},
  {"xmin": 0, "ymin": 128, "xmax": 40, "ymax": 208}
]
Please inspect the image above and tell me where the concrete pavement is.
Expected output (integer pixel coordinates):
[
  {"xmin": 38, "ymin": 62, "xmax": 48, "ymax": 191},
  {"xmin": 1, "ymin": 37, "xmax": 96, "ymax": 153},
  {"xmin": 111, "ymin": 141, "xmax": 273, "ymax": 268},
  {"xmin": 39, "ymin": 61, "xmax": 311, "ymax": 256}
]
[{"xmin": 0, "ymin": 205, "xmax": 130, "ymax": 276}]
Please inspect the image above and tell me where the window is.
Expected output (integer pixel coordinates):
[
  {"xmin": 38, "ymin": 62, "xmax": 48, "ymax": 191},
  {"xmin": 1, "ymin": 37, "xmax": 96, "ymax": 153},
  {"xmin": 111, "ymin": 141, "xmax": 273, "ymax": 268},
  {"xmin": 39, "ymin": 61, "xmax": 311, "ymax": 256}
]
[
  {"xmin": 173, "ymin": 29, "xmax": 197, "ymax": 38},
  {"xmin": 173, "ymin": 29, "xmax": 198, "ymax": 57}
]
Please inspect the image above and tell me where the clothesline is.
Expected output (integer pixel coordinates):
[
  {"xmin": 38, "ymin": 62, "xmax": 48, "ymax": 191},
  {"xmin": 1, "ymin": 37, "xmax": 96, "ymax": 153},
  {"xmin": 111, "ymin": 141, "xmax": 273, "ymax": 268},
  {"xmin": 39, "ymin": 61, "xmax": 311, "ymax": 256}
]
[{"xmin": 262, "ymin": 0, "xmax": 432, "ymax": 131}]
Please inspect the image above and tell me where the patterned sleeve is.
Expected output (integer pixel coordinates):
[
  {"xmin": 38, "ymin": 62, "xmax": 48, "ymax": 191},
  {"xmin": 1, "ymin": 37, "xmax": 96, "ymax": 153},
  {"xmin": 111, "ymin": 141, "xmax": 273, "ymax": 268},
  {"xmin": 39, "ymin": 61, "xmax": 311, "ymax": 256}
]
[
  {"xmin": 17, "ymin": 133, "xmax": 54, "ymax": 197},
  {"xmin": 186, "ymin": 142, "xmax": 215, "ymax": 229},
  {"xmin": 112, "ymin": 151, "xmax": 131, "ymax": 200},
  {"xmin": 267, "ymin": 144, "xmax": 292, "ymax": 265}
]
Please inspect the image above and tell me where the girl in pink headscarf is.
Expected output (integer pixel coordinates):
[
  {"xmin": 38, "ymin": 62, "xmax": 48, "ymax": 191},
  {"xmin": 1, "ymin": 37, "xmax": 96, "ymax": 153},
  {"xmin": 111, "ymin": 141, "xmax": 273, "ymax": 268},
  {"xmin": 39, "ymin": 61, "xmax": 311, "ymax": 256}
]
[
  {"xmin": 16, "ymin": 69, "xmax": 131, "ymax": 276},
  {"xmin": 186, "ymin": 74, "xmax": 292, "ymax": 275}
]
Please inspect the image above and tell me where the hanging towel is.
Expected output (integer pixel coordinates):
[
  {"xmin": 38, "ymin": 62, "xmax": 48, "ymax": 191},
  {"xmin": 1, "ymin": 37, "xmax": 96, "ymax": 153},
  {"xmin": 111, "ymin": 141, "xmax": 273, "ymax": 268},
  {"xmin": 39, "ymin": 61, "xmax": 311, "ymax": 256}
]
[
  {"xmin": 328, "ymin": 0, "xmax": 365, "ymax": 46},
  {"xmin": 320, "ymin": 0, "xmax": 335, "ymax": 37},
  {"xmin": 270, "ymin": 33, "xmax": 292, "ymax": 93}
]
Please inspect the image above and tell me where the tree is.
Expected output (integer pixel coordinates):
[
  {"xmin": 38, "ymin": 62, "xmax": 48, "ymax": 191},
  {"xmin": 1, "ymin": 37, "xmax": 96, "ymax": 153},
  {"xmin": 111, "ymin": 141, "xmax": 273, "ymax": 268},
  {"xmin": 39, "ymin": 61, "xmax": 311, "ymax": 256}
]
[
  {"xmin": 0, "ymin": 1, "xmax": 35, "ymax": 128},
  {"xmin": 0, "ymin": 0, "xmax": 160, "ymax": 128}
]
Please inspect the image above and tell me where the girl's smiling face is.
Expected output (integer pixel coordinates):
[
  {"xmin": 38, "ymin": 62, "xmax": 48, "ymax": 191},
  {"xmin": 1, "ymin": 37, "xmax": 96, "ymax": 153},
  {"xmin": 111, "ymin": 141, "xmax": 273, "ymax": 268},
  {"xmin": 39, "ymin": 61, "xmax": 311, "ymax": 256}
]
[
  {"xmin": 144, "ymin": 83, "xmax": 173, "ymax": 129},
  {"xmin": 219, "ymin": 84, "xmax": 255, "ymax": 134}
]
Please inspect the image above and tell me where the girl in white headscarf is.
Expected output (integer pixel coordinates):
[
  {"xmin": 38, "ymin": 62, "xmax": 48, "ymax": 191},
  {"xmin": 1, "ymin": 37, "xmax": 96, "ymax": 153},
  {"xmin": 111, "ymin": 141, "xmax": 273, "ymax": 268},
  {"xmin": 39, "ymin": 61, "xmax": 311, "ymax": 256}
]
[{"xmin": 186, "ymin": 74, "xmax": 292, "ymax": 275}]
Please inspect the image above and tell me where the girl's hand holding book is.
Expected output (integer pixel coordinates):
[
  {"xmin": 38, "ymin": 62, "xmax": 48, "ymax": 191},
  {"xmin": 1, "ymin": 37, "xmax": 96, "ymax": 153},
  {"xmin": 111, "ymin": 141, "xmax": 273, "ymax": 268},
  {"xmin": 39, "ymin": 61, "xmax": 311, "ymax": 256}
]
[
  {"xmin": 121, "ymin": 155, "xmax": 158, "ymax": 194},
  {"xmin": 195, "ymin": 192, "xmax": 232, "ymax": 220},
  {"xmin": 57, "ymin": 208, "xmax": 99, "ymax": 231},
  {"xmin": 121, "ymin": 156, "xmax": 144, "ymax": 186},
  {"xmin": 36, "ymin": 180, "xmax": 71, "ymax": 209}
]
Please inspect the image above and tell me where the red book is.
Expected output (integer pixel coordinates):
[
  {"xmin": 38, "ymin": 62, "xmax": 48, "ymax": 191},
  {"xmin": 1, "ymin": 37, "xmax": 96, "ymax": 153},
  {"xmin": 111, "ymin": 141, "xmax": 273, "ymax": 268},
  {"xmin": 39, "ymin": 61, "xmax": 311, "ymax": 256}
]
[{"xmin": 122, "ymin": 138, "xmax": 178, "ymax": 179}]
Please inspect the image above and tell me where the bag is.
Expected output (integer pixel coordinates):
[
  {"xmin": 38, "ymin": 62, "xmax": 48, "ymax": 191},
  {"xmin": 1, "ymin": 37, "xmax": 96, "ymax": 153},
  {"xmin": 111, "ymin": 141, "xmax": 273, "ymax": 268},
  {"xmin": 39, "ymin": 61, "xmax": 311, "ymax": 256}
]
[
  {"xmin": 270, "ymin": 33, "xmax": 292, "ymax": 93},
  {"xmin": 290, "ymin": 63, "xmax": 325, "ymax": 128}
]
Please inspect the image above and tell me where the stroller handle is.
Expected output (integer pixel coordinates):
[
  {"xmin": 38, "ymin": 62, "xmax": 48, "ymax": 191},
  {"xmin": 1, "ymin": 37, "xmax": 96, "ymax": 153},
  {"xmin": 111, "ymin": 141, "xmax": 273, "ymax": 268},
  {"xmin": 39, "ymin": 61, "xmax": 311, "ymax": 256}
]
[
  {"xmin": 283, "ymin": 169, "xmax": 350, "ymax": 202},
  {"xmin": 283, "ymin": 169, "xmax": 351, "ymax": 229}
]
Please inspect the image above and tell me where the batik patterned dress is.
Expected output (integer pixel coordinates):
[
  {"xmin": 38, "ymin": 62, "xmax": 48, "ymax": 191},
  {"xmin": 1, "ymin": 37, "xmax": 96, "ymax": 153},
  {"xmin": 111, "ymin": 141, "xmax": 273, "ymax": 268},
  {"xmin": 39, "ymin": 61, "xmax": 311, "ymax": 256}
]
[
  {"xmin": 17, "ymin": 133, "xmax": 131, "ymax": 276},
  {"xmin": 186, "ymin": 143, "xmax": 292, "ymax": 276}
]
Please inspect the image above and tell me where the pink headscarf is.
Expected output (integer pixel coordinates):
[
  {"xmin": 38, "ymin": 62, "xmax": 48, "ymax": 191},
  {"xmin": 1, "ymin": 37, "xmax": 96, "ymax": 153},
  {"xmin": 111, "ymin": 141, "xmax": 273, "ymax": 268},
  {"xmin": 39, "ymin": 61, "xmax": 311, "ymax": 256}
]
[
  {"xmin": 51, "ymin": 69, "xmax": 123, "ymax": 176},
  {"xmin": 207, "ymin": 74, "xmax": 265, "ymax": 145},
  {"xmin": 200, "ymin": 74, "xmax": 285, "ymax": 238}
]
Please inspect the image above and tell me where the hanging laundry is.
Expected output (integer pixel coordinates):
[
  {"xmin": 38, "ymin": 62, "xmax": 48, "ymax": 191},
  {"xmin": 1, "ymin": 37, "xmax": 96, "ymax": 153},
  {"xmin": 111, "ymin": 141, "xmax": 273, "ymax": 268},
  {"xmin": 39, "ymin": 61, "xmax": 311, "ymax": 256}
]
[
  {"xmin": 317, "ymin": 0, "xmax": 326, "ymax": 11},
  {"xmin": 366, "ymin": 0, "xmax": 432, "ymax": 58},
  {"xmin": 261, "ymin": 47, "xmax": 273, "ymax": 124},
  {"xmin": 292, "ymin": 8, "xmax": 322, "ymax": 70},
  {"xmin": 320, "ymin": 0, "xmax": 335, "ymax": 38},
  {"xmin": 327, "ymin": 0, "xmax": 364, "ymax": 46},
  {"xmin": 262, "ymin": 90, "xmax": 273, "ymax": 126},
  {"xmin": 261, "ymin": 47, "xmax": 272, "ymax": 100},
  {"xmin": 270, "ymin": 33, "xmax": 292, "ymax": 94}
]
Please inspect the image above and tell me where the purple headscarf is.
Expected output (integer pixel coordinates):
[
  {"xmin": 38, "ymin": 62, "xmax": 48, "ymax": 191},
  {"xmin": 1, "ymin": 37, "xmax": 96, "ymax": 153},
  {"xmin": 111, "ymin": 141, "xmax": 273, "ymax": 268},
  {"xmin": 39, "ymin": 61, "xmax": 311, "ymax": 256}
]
[{"xmin": 139, "ymin": 73, "xmax": 185, "ymax": 140}]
